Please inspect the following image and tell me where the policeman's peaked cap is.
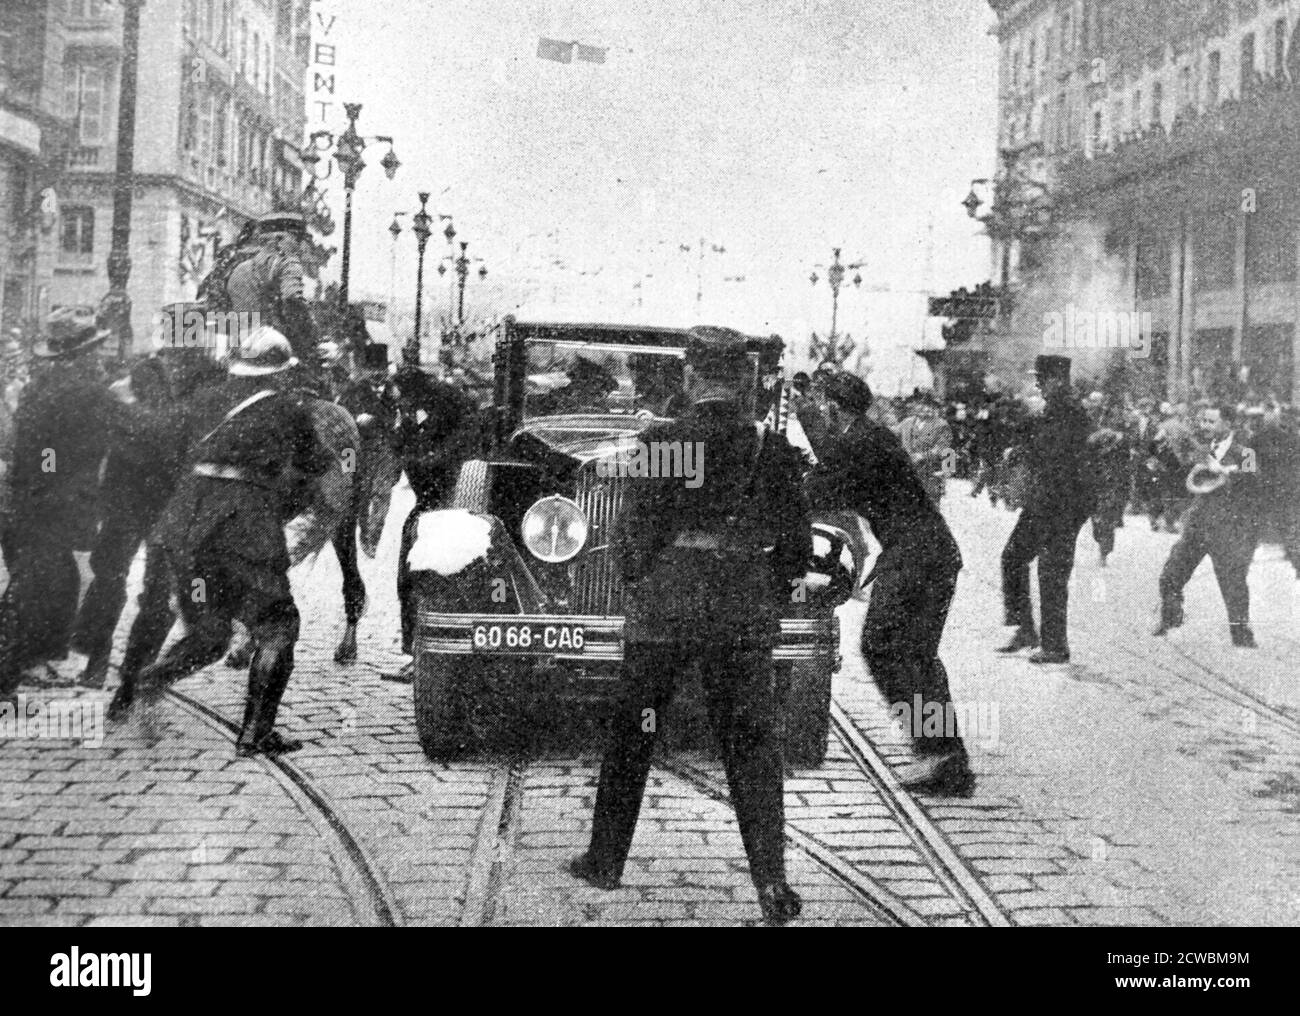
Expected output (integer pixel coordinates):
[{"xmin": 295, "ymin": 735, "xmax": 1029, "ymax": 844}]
[
  {"xmin": 256, "ymin": 210, "xmax": 306, "ymax": 235},
  {"xmin": 821, "ymin": 371, "xmax": 874, "ymax": 414},
  {"xmin": 684, "ymin": 326, "xmax": 755, "ymax": 377}
]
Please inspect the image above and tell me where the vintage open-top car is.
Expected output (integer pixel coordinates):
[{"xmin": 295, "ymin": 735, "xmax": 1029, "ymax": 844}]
[{"xmin": 407, "ymin": 316, "xmax": 864, "ymax": 764}]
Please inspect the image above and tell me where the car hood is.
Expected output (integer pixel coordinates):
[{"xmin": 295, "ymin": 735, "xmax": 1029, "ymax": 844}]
[{"xmin": 513, "ymin": 414, "xmax": 666, "ymax": 464}]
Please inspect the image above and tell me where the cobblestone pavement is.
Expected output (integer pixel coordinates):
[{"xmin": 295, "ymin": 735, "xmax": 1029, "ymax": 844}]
[{"xmin": 1, "ymin": 480, "xmax": 1296, "ymax": 925}]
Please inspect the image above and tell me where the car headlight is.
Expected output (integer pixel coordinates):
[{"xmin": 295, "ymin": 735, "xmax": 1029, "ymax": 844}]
[{"xmin": 520, "ymin": 495, "xmax": 589, "ymax": 563}]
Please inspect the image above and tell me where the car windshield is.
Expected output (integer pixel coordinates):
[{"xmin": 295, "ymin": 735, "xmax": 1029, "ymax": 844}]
[{"xmin": 523, "ymin": 340, "xmax": 687, "ymax": 419}]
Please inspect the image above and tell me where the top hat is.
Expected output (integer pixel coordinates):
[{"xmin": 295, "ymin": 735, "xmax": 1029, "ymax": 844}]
[
  {"xmin": 33, "ymin": 307, "xmax": 112, "ymax": 359},
  {"xmin": 358, "ymin": 343, "xmax": 389, "ymax": 372},
  {"xmin": 229, "ymin": 326, "xmax": 298, "ymax": 376},
  {"xmin": 1033, "ymin": 354, "xmax": 1072, "ymax": 383}
]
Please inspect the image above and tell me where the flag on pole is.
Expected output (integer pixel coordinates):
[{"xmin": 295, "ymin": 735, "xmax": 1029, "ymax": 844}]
[
  {"xmin": 537, "ymin": 37, "xmax": 575, "ymax": 63},
  {"xmin": 576, "ymin": 43, "xmax": 607, "ymax": 64}
]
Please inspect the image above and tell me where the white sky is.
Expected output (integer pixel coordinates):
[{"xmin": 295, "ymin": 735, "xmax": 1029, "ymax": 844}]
[{"xmin": 321, "ymin": 0, "xmax": 999, "ymax": 389}]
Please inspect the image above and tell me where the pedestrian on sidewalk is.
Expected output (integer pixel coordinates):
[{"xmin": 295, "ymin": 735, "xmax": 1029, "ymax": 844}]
[
  {"xmin": 997, "ymin": 355, "xmax": 1096, "ymax": 665},
  {"xmin": 804, "ymin": 370, "xmax": 974, "ymax": 796}
]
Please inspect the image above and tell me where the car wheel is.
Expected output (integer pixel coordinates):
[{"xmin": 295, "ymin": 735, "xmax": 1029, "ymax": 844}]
[
  {"xmin": 780, "ymin": 658, "xmax": 832, "ymax": 767},
  {"xmin": 413, "ymin": 653, "xmax": 476, "ymax": 760}
]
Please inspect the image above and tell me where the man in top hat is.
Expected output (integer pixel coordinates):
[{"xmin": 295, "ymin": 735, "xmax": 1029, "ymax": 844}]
[
  {"xmin": 571, "ymin": 328, "xmax": 809, "ymax": 925},
  {"xmin": 204, "ymin": 210, "xmax": 318, "ymax": 366},
  {"xmin": 0, "ymin": 309, "xmax": 131, "ymax": 692},
  {"xmin": 806, "ymin": 371, "xmax": 974, "ymax": 795},
  {"xmin": 123, "ymin": 327, "xmax": 331, "ymax": 754},
  {"xmin": 997, "ymin": 354, "xmax": 1096, "ymax": 664}
]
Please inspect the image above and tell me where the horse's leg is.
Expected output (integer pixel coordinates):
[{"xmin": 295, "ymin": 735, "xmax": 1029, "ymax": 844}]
[{"xmin": 333, "ymin": 505, "xmax": 365, "ymax": 664}]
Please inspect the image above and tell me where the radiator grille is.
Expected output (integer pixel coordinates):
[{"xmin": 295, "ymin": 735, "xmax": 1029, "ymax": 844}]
[{"xmin": 571, "ymin": 464, "xmax": 627, "ymax": 616}]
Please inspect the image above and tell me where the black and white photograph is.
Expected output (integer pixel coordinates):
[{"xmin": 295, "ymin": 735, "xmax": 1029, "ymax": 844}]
[{"xmin": 0, "ymin": 0, "xmax": 1292, "ymax": 972}]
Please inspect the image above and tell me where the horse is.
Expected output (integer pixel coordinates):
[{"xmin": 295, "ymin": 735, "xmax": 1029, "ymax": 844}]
[{"xmin": 223, "ymin": 395, "xmax": 398, "ymax": 667}]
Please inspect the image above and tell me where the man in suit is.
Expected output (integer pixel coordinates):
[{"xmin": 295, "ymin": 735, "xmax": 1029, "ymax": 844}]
[
  {"xmin": 571, "ymin": 329, "xmax": 810, "ymax": 925},
  {"xmin": 805, "ymin": 371, "xmax": 973, "ymax": 795},
  {"xmin": 0, "ymin": 309, "xmax": 129, "ymax": 694},
  {"xmin": 998, "ymin": 355, "xmax": 1095, "ymax": 665},
  {"xmin": 1155, "ymin": 402, "xmax": 1263, "ymax": 647},
  {"xmin": 128, "ymin": 328, "xmax": 331, "ymax": 755},
  {"xmin": 386, "ymin": 364, "xmax": 481, "ymax": 683}
]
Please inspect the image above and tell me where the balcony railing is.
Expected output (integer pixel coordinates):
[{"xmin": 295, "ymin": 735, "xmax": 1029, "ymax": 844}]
[{"xmin": 67, "ymin": 146, "xmax": 101, "ymax": 169}]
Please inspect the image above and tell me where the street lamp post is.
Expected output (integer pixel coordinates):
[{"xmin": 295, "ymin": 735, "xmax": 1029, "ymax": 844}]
[
  {"xmin": 809, "ymin": 247, "xmax": 864, "ymax": 365},
  {"xmin": 102, "ymin": 0, "xmax": 145, "ymax": 361},
  {"xmin": 409, "ymin": 192, "xmax": 432, "ymax": 366},
  {"xmin": 301, "ymin": 102, "xmax": 400, "ymax": 314}
]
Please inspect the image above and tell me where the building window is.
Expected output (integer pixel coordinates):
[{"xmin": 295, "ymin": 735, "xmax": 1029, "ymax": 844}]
[
  {"xmin": 253, "ymin": 29, "xmax": 261, "ymax": 89},
  {"xmin": 200, "ymin": 91, "xmax": 214, "ymax": 165},
  {"xmin": 67, "ymin": 1, "xmax": 105, "ymax": 17},
  {"xmin": 59, "ymin": 206, "xmax": 95, "ymax": 260},
  {"xmin": 63, "ymin": 64, "xmax": 108, "ymax": 146},
  {"xmin": 264, "ymin": 42, "xmax": 272, "ymax": 96},
  {"xmin": 1151, "ymin": 80, "xmax": 1163, "ymax": 128},
  {"xmin": 1274, "ymin": 19, "xmax": 1286, "ymax": 77},
  {"xmin": 1178, "ymin": 65, "xmax": 1192, "ymax": 111},
  {"xmin": 205, "ymin": 0, "xmax": 215, "ymax": 42},
  {"xmin": 215, "ymin": 94, "xmax": 228, "ymax": 167},
  {"xmin": 1131, "ymin": 88, "xmax": 1142, "ymax": 131},
  {"xmin": 1241, "ymin": 33, "xmax": 1256, "ymax": 95},
  {"xmin": 1206, "ymin": 51, "xmax": 1221, "ymax": 107}
]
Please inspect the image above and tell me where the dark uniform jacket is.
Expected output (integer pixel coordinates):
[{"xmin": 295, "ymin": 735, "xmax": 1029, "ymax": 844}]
[
  {"xmin": 398, "ymin": 378, "xmax": 481, "ymax": 505},
  {"xmin": 153, "ymin": 378, "xmax": 331, "ymax": 572},
  {"xmin": 8, "ymin": 361, "xmax": 129, "ymax": 549},
  {"xmin": 806, "ymin": 416, "xmax": 959, "ymax": 562},
  {"xmin": 1022, "ymin": 394, "xmax": 1095, "ymax": 517},
  {"xmin": 616, "ymin": 399, "xmax": 811, "ymax": 648},
  {"xmin": 1185, "ymin": 436, "xmax": 1263, "ymax": 537}
]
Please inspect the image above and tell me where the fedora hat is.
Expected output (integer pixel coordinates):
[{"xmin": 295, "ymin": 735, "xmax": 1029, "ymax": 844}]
[
  {"xmin": 229, "ymin": 325, "xmax": 298, "ymax": 376},
  {"xmin": 33, "ymin": 307, "xmax": 112, "ymax": 359},
  {"xmin": 255, "ymin": 210, "xmax": 306, "ymax": 235}
]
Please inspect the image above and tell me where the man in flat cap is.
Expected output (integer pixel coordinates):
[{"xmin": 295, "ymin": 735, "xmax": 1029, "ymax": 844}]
[
  {"xmin": 997, "ymin": 354, "xmax": 1095, "ymax": 664},
  {"xmin": 571, "ymin": 327, "xmax": 810, "ymax": 925},
  {"xmin": 806, "ymin": 370, "xmax": 974, "ymax": 795}
]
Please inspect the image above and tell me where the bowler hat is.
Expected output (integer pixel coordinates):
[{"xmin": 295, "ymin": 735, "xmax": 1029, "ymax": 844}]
[
  {"xmin": 33, "ymin": 307, "xmax": 112, "ymax": 359},
  {"xmin": 1033, "ymin": 354, "xmax": 1072, "ymax": 383}
]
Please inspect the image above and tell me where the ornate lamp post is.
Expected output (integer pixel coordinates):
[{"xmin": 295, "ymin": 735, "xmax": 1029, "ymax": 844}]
[
  {"xmin": 809, "ymin": 247, "xmax": 863, "ymax": 364},
  {"xmin": 301, "ymin": 102, "xmax": 400, "ymax": 313},
  {"xmin": 453, "ymin": 242, "xmax": 488, "ymax": 325},
  {"xmin": 408, "ymin": 192, "xmax": 433, "ymax": 366},
  {"xmin": 102, "ymin": 0, "xmax": 145, "ymax": 361}
]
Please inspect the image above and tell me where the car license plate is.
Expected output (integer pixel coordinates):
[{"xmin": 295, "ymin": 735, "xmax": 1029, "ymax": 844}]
[{"xmin": 471, "ymin": 622, "xmax": 585, "ymax": 654}]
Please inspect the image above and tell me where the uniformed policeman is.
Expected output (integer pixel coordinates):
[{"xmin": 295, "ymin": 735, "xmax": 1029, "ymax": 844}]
[
  {"xmin": 128, "ymin": 328, "xmax": 331, "ymax": 755},
  {"xmin": 570, "ymin": 328, "xmax": 811, "ymax": 925},
  {"xmin": 206, "ymin": 210, "xmax": 318, "ymax": 367},
  {"xmin": 805, "ymin": 371, "xmax": 973, "ymax": 795}
]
